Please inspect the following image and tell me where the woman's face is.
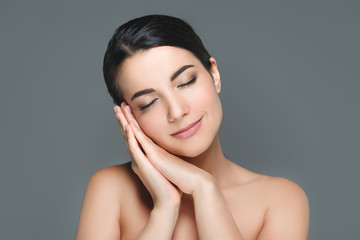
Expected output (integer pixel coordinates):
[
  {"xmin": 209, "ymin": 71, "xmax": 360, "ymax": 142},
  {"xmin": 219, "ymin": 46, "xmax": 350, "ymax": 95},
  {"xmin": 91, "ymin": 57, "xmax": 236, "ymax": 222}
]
[{"xmin": 116, "ymin": 46, "xmax": 222, "ymax": 157}]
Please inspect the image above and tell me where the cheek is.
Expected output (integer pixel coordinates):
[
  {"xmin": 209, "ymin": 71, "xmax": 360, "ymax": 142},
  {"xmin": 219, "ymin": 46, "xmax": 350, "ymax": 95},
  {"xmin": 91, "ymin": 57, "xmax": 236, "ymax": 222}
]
[
  {"xmin": 196, "ymin": 81, "xmax": 223, "ymax": 141},
  {"xmin": 194, "ymin": 80, "xmax": 222, "ymax": 115},
  {"xmin": 135, "ymin": 112, "xmax": 166, "ymax": 142}
]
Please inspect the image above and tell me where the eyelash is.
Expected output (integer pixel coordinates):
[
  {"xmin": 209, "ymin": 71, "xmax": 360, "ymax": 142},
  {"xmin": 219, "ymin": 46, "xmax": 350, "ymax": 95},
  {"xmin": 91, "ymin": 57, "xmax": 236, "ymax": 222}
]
[
  {"xmin": 178, "ymin": 75, "xmax": 197, "ymax": 88},
  {"xmin": 139, "ymin": 98, "xmax": 158, "ymax": 111},
  {"xmin": 138, "ymin": 75, "xmax": 197, "ymax": 111}
]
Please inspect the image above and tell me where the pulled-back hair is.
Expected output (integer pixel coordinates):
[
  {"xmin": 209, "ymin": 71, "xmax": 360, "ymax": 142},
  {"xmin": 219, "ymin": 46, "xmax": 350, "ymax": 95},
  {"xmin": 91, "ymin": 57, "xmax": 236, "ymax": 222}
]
[{"xmin": 103, "ymin": 14, "xmax": 212, "ymax": 105}]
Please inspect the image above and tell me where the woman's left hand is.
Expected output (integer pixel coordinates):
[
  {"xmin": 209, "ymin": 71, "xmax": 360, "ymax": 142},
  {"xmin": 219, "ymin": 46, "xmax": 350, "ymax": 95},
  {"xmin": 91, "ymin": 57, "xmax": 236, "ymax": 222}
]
[{"xmin": 121, "ymin": 102, "xmax": 212, "ymax": 195}]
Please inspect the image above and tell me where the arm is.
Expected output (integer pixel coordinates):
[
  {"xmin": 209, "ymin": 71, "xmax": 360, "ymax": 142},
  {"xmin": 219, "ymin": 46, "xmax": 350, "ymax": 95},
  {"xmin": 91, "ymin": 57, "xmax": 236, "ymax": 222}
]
[
  {"xmin": 136, "ymin": 203, "xmax": 179, "ymax": 240},
  {"xmin": 192, "ymin": 176, "xmax": 244, "ymax": 240}
]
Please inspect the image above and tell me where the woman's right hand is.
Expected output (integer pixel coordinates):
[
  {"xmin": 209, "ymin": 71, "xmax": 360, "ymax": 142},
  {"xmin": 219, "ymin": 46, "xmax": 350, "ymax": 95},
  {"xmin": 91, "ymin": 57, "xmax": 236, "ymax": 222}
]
[{"xmin": 114, "ymin": 104, "xmax": 182, "ymax": 209}]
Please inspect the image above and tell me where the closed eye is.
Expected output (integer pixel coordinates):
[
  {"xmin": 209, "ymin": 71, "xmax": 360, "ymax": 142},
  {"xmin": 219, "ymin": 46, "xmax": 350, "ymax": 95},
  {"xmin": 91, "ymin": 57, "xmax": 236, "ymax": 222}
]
[
  {"xmin": 138, "ymin": 75, "xmax": 197, "ymax": 111},
  {"xmin": 177, "ymin": 75, "xmax": 197, "ymax": 88},
  {"xmin": 138, "ymin": 98, "xmax": 158, "ymax": 111}
]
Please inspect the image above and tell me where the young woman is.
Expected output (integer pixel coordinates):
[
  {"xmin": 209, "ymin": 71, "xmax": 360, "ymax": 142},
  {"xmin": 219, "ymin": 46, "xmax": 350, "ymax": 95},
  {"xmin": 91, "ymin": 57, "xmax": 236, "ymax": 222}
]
[{"xmin": 76, "ymin": 15, "xmax": 309, "ymax": 240}]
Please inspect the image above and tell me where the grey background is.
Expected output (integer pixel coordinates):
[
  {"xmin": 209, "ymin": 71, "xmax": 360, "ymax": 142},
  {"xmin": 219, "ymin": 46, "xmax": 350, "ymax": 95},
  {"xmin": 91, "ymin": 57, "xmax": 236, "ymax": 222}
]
[{"xmin": 1, "ymin": 0, "xmax": 359, "ymax": 239}]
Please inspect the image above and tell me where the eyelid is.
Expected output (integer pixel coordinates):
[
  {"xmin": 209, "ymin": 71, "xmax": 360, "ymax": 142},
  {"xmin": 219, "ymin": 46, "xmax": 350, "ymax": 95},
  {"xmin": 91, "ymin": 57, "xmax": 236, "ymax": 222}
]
[
  {"xmin": 138, "ymin": 98, "xmax": 158, "ymax": 111},
  {"xmin": 177, "ymin": 75, "xmax": 197, "ymax": 88}
]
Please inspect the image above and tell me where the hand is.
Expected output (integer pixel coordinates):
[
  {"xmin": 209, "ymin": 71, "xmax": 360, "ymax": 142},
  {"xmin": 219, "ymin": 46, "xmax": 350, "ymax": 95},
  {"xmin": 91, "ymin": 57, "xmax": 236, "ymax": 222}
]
[
  {"xmin": 116, "ymin": 103, "xmax": 245, "ymax": 240},
  {"xmin": 114, "ymin": 103, "xmax": 182, "ymax": 208},
  {"xmin": 118, "ymin": 102, "xmax": 213, "ymax": 196}
]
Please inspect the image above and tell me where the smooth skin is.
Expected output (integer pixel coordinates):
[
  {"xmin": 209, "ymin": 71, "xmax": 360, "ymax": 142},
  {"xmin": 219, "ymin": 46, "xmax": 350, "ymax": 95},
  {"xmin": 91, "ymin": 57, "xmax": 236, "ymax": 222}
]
[{"xmin": 75, "ymin": 46, "xmax": 309, "ymax": 240}]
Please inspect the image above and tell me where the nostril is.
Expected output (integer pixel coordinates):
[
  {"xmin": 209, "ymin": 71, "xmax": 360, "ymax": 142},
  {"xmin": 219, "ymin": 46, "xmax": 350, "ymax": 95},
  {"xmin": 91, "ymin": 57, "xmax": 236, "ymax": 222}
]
[{"xmin": 166, "ymin": 95, "xmax": 190, "ymax": 121}]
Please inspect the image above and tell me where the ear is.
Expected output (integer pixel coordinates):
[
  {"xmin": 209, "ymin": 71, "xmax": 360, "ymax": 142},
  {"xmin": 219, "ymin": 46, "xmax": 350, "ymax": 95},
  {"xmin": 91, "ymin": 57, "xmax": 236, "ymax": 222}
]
[{"xmin": 209, "ymin": 57, "xmax": 221, "ymax": 94}]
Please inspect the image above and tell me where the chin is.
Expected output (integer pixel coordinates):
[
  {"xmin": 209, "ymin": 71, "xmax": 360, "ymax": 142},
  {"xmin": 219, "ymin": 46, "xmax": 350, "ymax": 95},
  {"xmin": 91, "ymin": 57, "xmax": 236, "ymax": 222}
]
[
  {"xmin": 161, "ymin": 133, "xmax": 216, "ymax": 159},
  {"xmin": 172, "ymin": 147, "xmax": 207, "ymax": 158}
]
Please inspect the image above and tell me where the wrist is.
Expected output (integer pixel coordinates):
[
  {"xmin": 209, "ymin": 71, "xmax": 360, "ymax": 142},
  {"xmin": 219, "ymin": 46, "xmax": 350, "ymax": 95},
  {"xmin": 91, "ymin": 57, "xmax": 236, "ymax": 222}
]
[
  {"xmin": 152, "ymin": 201, "xmax": 180, "ymax": 224},
  {"xmin": 154, "ymin": 193, "xmax": 181, "ymax": 209},
  {"xmin": 154, "ymin": 199, "xmax": 180, "ymax": 210},
  {"xmin": 192, "ymin": 173, "xmax": 218, "ymax": 199},
  {"xmin": 137, "ymin": 199, "xmax": 180, "ymax": 240}
]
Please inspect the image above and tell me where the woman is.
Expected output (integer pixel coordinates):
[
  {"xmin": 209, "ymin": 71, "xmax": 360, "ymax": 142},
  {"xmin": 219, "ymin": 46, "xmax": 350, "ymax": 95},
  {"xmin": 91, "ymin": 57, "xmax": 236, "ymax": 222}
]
[{"xmin": 76, "ymin": 15, "xmax": 309, "ymax": 240}]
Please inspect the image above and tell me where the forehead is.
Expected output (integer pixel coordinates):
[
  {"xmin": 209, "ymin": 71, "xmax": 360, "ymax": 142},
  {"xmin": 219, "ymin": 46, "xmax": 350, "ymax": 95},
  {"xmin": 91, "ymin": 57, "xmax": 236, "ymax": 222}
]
[{"xmin": 116, "ymin": 46, "xmax": 201, "ymax": 98}]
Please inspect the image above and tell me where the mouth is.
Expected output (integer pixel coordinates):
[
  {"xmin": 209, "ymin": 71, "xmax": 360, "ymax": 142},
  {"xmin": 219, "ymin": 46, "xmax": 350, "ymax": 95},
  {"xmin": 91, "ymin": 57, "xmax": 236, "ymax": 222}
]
[{"xmin": 171, "ymin": 117, "xmax": 203, "ymax": 139}]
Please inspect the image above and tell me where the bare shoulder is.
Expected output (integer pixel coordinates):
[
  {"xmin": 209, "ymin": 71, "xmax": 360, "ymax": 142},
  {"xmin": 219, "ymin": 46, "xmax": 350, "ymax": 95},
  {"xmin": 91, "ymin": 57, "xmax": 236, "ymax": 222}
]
[
  {"xmin": 248, "ymin": 174, "xmax": 307, "ymax": 199},
  {"xmin": 87, "ymin": 162, "xmax": 134, "ymax": 189},
  {"xmin": 265, "ymin": 176, "xmax": 307, "ymax": 200},
  {"xmin": 225, "ymin": 162, "xmax": 309, "ymax": 239},
  {"xmin": 254, "ymin": 175, "xmax": 309, "ymax": 239},
  {"xmin": 81, "ymin": 162, "xmax": 142, "ymax": 212},
  {"xmin": 83, "ymin": 162, "xmax": 137, "ymax": 201},
  {"xmin": 240, "ymin": 169, "xmax": 309, "ymax": 215},
  {"xmin": 229, "ymin": 162, "xmax": 308, "ymax": 204},
  {"xmin": 75, "ymin": 162, "xmax": 135, "ymax": 240}
]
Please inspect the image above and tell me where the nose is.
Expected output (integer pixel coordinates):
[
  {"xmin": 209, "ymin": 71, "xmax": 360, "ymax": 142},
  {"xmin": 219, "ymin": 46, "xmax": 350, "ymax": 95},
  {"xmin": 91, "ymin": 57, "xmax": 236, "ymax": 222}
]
[{"xmin": 167, "ymin": 93, "xmax": 190, "ymax": 122}]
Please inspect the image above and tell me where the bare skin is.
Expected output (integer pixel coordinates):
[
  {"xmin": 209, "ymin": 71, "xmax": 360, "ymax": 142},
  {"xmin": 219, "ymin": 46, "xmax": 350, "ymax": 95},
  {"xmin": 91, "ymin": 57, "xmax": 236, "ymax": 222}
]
[{"xmin": 75, "ymin": 46, "xmax": 309, "ymax": 240}]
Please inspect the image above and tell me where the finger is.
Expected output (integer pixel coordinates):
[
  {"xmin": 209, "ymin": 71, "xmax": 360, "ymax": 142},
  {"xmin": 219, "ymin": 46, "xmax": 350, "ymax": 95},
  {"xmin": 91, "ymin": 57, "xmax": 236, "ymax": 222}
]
[
  {"xmin": 120, "ymin": 102, "xmax": 137, "ymax": 127},
  {"xmin": 114, "ymin": 105, "xmax": 134, "ymax": 153},
  {"xmin": 130, "ymin": 158, "xmax": 139, "ymax": 175},
  {"xmin": 121, "ymin": 102, "xmax": 156, "ymax": 152},
  {"xmin": 126, "ymin": 122, "xmax": 151, "ymax": 169},
  {"xmin": 128, "ymin": 120, "xmax": 158, "ymax": 156},
  {"xmin": 114, "ymin": 105, "xmax": 130, "ymax": 137},
  {"xmin": 120, "ymin": 102, "xmax": 150, "ymax": 141},
  {"xmin": 121, "ymin": 102, "xmax": 149, "ymax": 133},
  {"xmin": 126, "ymin": 126, "xmax": 155, "ymax": 173},
  {"xmin": 127, "ymin": 125, "xmax": 178, "ymax": 195},
  {"xmin": 126, "ymin": 128, "xmax": 169, "ymax": 195}
]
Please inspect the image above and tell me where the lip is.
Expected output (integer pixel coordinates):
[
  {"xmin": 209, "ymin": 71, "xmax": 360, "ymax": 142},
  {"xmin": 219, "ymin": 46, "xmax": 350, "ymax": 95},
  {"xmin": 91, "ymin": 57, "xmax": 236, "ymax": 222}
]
[{"xmin": 171, "ymin": 117, "xmax": 203, "ymax": 139}]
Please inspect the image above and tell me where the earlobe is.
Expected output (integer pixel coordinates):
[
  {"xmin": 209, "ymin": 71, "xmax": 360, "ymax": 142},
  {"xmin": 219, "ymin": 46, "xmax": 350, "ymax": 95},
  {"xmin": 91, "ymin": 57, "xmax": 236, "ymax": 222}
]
[{"xmin": 209, "ymin": 57, "xmax": 221, "ymax": 94}]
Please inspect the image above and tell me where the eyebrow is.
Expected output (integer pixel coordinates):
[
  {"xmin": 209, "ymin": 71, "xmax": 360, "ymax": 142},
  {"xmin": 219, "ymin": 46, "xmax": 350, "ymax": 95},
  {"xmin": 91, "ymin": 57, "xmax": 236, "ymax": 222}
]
[
  {"xmin": 131, "ymin": 88, "xmax": 156, "ymax": 101},
  {"xmin": 131, "ymin": 64, "xmax": 195, "ymax": 101},
  {"xmin": 170, "ymin": 64, "xmax": 194, "ymax": 81}
]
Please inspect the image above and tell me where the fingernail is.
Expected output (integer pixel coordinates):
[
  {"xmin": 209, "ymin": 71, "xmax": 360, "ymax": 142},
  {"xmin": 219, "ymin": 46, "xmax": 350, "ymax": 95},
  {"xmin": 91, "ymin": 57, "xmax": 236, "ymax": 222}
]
[{"xmin": 130, "ymin": 120, "xmax": 136, "ymax": 126}]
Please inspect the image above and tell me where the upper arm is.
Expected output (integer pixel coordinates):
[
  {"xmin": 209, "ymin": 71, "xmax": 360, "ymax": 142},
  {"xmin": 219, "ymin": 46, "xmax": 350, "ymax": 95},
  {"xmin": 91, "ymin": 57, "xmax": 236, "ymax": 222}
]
[
  {"xmin": 257, "ymin": 178, "xmax": 309, "ymax": 240},
  {"xmin": 75, "ymin": 166, "xmax": 123, "ymax": 240}
]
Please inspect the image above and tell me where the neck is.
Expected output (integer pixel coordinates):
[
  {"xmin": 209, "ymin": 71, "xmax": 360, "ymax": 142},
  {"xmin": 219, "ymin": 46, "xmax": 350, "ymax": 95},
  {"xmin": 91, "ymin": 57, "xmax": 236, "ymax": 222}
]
[{"xmin": 182, "ymin": 135, "xmax": 231, "ymax": 183}]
